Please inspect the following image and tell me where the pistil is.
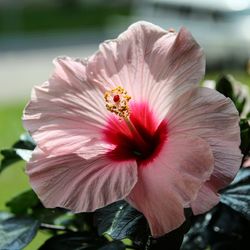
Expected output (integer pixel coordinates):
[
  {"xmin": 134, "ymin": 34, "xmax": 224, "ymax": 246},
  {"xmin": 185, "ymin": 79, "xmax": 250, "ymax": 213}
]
[
  {"xmin": 123, "ymin": 116, "xmax": 147, "ymax": 150},
  {"xmin": 104, "ymin": 86, "xmax": 151, "ymax": 157}
]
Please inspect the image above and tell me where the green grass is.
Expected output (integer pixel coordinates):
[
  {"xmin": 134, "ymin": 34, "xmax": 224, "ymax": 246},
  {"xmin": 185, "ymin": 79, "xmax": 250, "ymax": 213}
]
[
  {"xmin": 0, "ymin": 102, "xmax": 27, "ymax": 211},
  {"xmin": 0, "ymin": 102, "xmax": 50, "ymax": 249},
  {"xmin": 0, "ymin": 102, "xmax": 25, "ymax": 149},
  {"xmin": 206, "ymin": 70, "xmax": 250, "ymax": 87}
]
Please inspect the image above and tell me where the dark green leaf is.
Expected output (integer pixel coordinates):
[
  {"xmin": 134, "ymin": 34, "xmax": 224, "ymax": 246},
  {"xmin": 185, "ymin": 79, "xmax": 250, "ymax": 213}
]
[
  {"xmin": 215, "ymin": 75, "xmax": 234, "ymax": 100},
  {"xmin": 206, "ymin": 204, "xmax": 250, "ymax": 250},
  {"xmin": 31, "ymin": 205, "xmax": 68, "ymax": 225},
  {"xmin": 239, "ymin": 119, "xmax": 250, "ymax": 156},
  {"xmin": 39, "ymin": 232, "xmax": 96, "ymax": 250},
  {"xmin": 43, "ymin": 212, "xmax": 94, "ymax": 233},
  {"xmin": 0, "ymin": 216, "xmax": 39, "ymax": 250},
  {"xmin": 150, "ymin": 232, "xmax": 183, "ymax": 250},
  {"xmin": 99, "ymin": 241, "xmax": 125, "ymax": 250},
  {"xmin": 181, "ymin": 203, "xmax": 250, "ymax": 250},
  {"xmin": 150, "ymin": 209, "xmax": 192, "ymax": 250},
  {"xmin": 39, "ymin": 233, "xmax": 125, "ymax": 250},
  {"xmin": 0, "ymin": 133, "xmax": 35, "ymax": 172},
  {"xmin": 95, "ymin": 201, "xmax": 192, "ymax": 249},
  {"xmin": 95, "ymin": 200, "xmax": 149, "ymax": 246},
  {"xmin": 12, "ymin": 133, "xmax": 35, "ymax": 150},
  {"xmin": 215, "ymin": 75, "xmax": 249, "ymax": 116},
  {"xmin": 6, "ymin": 189, "xmax": 40, "ymax": 215},
  {"xmin": 180, "ymin": 212, "xmax": 212, "ymax": 250},
  {"xmin": 0, "ymin": 212, "xmax": 12, "ymax": 222},
  {"xmin": 235, "ymin": 97, "xmax": 247, "ymax": 116},
  {"xmin": 220, "ymin": 167, "xmax": 250, "ymax": 220},
  {"xmin": 6, "ymin": 190, "xmax": 72, "ymax": 230},
  {"xmin": 95, "ymin": 201, "xmax": 125, "ymax": 235},
  {"xmin": 0, "ymin": 149, "xmax": 21, "ymax": 172},
  {"xmin": 182, "ymin": 166, "xmax": 250, "ymax": 250},
  {"xmin": 53, "ymin": 212, "xmax": 76, "ymax": 227},
  {"xmin": 72, "ymin": 213, "xmax": 95, "ymax": 232}
]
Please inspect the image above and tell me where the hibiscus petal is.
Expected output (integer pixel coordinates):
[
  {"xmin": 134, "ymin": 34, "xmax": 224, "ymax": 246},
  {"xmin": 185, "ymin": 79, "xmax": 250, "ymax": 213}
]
[
  {"xmin": 23, "ymin": 57, "xmax": 108, "ymax": 155},
  {"xmin": 166, "ymin": 87, "xmax": 242, "ymax": 214},
  {"xmin": 27, "ymin": 148, "xmax": 137, "ymax": 212},
  {"xmin": 126, "ymin": 134, "xmax": 214, "ymax": 237},
  {"xmin": 191, "ymin": 185, "xmax": 220, "ymax": 214},
  {"xmin": 87, "ymin": 21, "xmax": 205, "ymax": 122}
]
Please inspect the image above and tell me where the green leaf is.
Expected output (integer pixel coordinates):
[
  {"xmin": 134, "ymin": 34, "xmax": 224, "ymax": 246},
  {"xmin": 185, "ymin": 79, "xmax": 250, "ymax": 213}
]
[
  {"xmin": 95, "ymin": 200, "xmax": 149, "ymax": 246},
  {"xmin": 150, "ymin": 209, "xmax": 192, "ymax": 250},
  {"xmin": 0, "ymin": 216, "xmax": 39, "ymax": 250},
  {"xmin": 6, "ymin": 189, "xmax": 40, "ymax": 215},
  {"xmin": 0, "ymin": 133, "xmax": 35, "ymax": 172},
  {"xmin": 239, "ymin": 119, "xmax": 250, "ymax": 156},
  {"xmin": 0, "ymin": 212, "xmax": 13, "ymax": 222},
  {"xmin": 99, "ymin": 241, "xmax": 125, "ymax": 250},
  {"xmin": 12, "ymin": 133, "xmax": 35, "ymax": 150},
  {"xmin": 0, "ymin": 149, "xmax": 22, "ymax": 172},
  {"xmin": 234, "ymin": 97, "xmax": 247, "ymax": 116},
  {"xmin": 53, "ymin": 213, "xmax": 76, "ymax": 227},
  {"xmin": 95, "ymin": 201, "xmax": 192, "ymax": 249},
  {"xmin": 31, "ymin": 206, "xmax": 68, "ymax": 225},
  {"xmin": 220, "ymin": 167, "xmax": 250, "ymax": 220},
  {"xmin": 71, "ymin": 213, "xmax": 95, "ymax": 232},
  {"xmin": 182, "ymin": 198, "xmax": 250, "ymax": 249},
  {"xmin": 215, "ymin": 75, "xmax": 249, "ymax": 116},
  {"xmin": 6, "ymin": 190, "xmax": 73, "ymax": 231},
  {"xmin": 38, "ymin": 233, "xmax": 125, "ymax": 250},
  {"xmin": 215, "ymin": 75, "xmax": 234, "ymax": 100}
]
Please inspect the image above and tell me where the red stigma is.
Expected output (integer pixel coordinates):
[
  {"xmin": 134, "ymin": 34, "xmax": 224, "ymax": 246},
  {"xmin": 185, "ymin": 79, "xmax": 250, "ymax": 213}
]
[{"xmin": 113, "ymin": 95, "xmax": 120, "ymax": 102}]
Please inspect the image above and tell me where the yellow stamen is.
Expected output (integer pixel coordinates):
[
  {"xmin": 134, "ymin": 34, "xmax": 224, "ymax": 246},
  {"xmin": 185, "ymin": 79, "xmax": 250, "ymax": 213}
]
[
  {"xmin": 104, "ymin": 86, "xmax": 147, "ymax": 151},
  {"xmin": 104, "ymin": 86, "xmax": 131, "ymax": 118}
]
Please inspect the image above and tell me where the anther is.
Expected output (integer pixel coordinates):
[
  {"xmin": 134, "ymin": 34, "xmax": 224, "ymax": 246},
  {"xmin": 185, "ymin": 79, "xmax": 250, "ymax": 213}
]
[{"xmin": 104, "ymin": 86, "xmax": 131, "ymax": 118}]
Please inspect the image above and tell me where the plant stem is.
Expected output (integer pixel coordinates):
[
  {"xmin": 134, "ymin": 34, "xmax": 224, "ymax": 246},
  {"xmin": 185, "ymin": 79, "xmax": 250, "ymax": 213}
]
[{"xmin": 39, "ymin": 223, "xmax": 76, "ymax": 232}]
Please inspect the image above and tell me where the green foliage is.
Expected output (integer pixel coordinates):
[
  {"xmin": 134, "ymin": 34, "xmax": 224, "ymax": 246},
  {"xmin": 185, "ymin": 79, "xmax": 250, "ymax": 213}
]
[
  {"xmin": 95, "ymin": 201, "xmax": 149, "ymax": 241},
  {"xmin": 220, "ymin": 168, "xmax": 250, "ymax": 220},
  {"xmin": 0, "ymin": 214, "xmax": 39, "ymax": 250},
  {"xmin": 240, "ymin": 119, "xmax": 250, "ymax": 157},
  {"xmin": 215, "ymin": 75, "xmax": 234, "ymax": 99},
  {"xmin": 38, "ymin": 233, "xmax": 126, "ymax": 250},
  {"xmin": 0, "ymin": 133, "xmax": 35, "ymax": 172},
  {"xmin": 6, "ymin": 189, "xmax": 39, "ymax": 215},
  {"xmin": 215, "ymin": 75, "xmax": 250, "ymax": 117},
  {"xmin": 0, "ymin": 103, "xmax": 25, "ymax": 149},
  {"xmin": 181, "ymin": 203, "xmax": 250, "ymax": 250},
  {"xmin": 0, "ymin": 211, "xmax": 12, "ymax": 222},
  {"xmin": 181, "ymin": 168, "xmax": 250, "ymax": 250},
  {"xmin": 215, "ymin": 75, "xmax": 250, "ymax": 161},
  {"xmin": 95, "ymin": 201, "xmax": 192, "ymax": 249},
  {"xmin": 0, "ymin": 149, "xmax": 22, "ymax": 172}
]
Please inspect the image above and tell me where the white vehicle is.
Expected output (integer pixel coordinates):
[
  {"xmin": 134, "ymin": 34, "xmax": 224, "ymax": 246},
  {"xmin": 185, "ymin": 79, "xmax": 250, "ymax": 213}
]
[{"xmin": 111, "ymin": 0, "xmax": 250, "ymax": 69}]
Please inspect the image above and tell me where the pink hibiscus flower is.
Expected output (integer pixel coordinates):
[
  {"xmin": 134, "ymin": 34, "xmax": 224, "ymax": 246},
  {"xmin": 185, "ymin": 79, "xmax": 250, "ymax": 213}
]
[{"xmin": 23, "ymin": 21, "xmax": 242, "ymax": 237}]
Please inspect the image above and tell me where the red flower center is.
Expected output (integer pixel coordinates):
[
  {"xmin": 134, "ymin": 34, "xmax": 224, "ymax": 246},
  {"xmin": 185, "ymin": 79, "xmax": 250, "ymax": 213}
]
[{"xmin": 103, "ymin": 102, "xmax": 168, "ymax": 166}]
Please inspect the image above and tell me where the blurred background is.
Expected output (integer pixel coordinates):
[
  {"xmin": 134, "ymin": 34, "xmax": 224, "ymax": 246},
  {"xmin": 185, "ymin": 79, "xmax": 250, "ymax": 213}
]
[{"xmin": 0, "ymin": 0, "xmax": 250, "ymax": 249}]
